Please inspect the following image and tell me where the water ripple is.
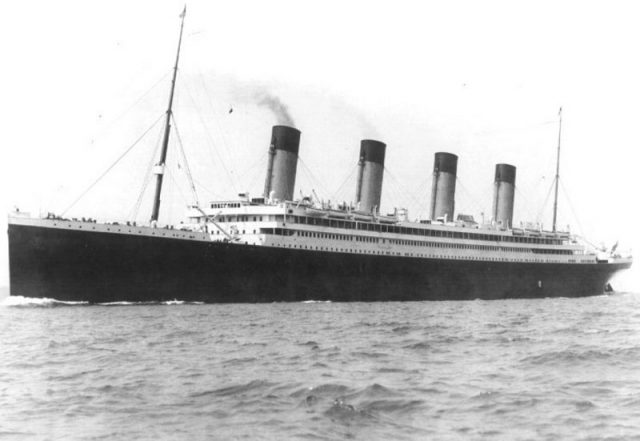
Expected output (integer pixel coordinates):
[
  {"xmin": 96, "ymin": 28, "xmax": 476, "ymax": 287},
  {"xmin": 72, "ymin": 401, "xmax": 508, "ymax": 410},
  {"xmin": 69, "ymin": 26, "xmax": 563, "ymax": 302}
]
[{"xmin": 1, "ymin": 293, "xmax": 640, "ymax": 440}]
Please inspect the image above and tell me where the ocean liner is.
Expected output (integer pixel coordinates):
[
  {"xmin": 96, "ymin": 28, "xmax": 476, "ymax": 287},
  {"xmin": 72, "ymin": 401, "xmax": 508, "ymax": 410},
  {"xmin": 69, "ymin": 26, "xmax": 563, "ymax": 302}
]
[{"xmin": 7, "ymin": 9, "xmax": 632, "ymax": 303}]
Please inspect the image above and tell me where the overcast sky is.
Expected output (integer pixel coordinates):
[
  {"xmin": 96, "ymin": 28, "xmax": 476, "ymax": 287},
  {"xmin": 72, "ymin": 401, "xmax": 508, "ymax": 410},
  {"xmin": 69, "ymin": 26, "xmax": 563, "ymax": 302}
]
[{"xmin": 1, "ymin": 0, "xmax": 638, "ymax": 290}]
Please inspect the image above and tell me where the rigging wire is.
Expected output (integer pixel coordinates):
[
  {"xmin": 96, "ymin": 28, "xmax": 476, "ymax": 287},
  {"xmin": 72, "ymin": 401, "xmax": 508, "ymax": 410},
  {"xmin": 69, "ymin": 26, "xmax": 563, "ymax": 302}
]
[
  {"xmin": 559, "ymin": 180, "xmax": 585, "ymax": 237},
  {"xmin": 410, "ymin": 174, "xmax": 434, "ymax": 219},
  {"xmin": 171, "ymin": 113, "xmax": 199, "ymax": 206},
  {"xmin": 513, "ymin": 185, "xmax": 541, "ymax": 226},
  {"xmin": 245, "ymin": 162, "xmax": 267, "ymax": 196},
  {"xmin": 384, "ymin": 166, "xmax": 429, "ymax": 214},
  {"xmin": 89, "ymin": 70, "xmax": 171, "ymax": 151},
  {"xmin": 514, "ymin": 171, "xmax": 555, "ymax": 226},
  {"xmin": 61, "ymin": 113, "xmax": 165, "ymax": 216},
  {"xmin": 295, "ymin": 158, "xmax": 320, "ymax": 196},
  {"xmin": 382, "ymin": 174, "xmax": 409, "ymax": 214},
  {"xmin": 166, "ymin": 165, "xmax": 189, "ymax": 206},
  {"xmin": 380, "ymin": 168, "xmax": 408, "ymax": 212},
  {"xmin": 472, "ymin": 119, "xmax": 558, "ymax": 136},
  {"xmin": 297, "ymin": 157, "xmax": 332, "ymax": 198},
  {"xmin": 180, "ymin": 78, "xmax": 239, "ymax": 193},
  {"xmin": 535, "ymin": 178, "xmax": 557, "ymax": 225},
  {"xmin": 236, "ymin": 151, "xmax": 268, "ymax": 184},
  {"xmin": 230, "ymin": 150, "xmax": 268, "ymax": 196},
  {"xmin": 455, "ymin": 177, "xmax": 491, "ymax": 219},
  {"xmin": 330, "ymin": 165, "xmax": 358, "ymax": 204},
  {"xmin": 93, "ymin": 71, "xmax": 171, "ymax": 143},
  {"xmin": 192, "ymin": 177, "xmax": 225, "ymax": 200},
  {"xmin": 197, "ymin": 72, "xmax": 237, "ymax": 166},
  {"xmin": 129, "ymin": 124, "xmax": 164, "ymax": 221}
]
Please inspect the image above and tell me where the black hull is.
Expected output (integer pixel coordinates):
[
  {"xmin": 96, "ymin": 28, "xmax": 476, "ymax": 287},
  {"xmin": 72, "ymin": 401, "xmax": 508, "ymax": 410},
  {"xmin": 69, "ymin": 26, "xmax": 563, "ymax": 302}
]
[{"xmin": 8, "ymin": 224, "xmax": 631, "ymax": 303}]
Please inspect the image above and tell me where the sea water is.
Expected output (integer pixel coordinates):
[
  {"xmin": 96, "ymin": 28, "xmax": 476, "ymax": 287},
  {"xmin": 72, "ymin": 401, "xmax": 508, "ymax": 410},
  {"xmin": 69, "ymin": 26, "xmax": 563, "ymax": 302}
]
[{"xmin": 1, "ymin": 293, "xmax": 640, "ymax": 440}]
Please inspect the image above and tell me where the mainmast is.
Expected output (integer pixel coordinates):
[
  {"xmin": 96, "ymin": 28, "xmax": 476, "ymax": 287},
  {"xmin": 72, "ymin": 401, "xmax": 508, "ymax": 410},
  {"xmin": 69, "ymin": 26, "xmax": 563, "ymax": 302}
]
[
  {"xmin": 150, "ymin": 6, "xmax": 187, "ymax": 223},
  {"xmin": 552, "ymin": 106, "xmax": 562, "ymax": 233}
]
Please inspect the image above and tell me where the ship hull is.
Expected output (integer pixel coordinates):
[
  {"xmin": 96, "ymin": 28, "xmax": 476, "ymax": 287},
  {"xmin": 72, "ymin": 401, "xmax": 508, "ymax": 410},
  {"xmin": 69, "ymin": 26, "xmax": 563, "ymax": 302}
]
[{"xmin": 8, "ymin": 223, "xmax": 631, "ymax": 303}]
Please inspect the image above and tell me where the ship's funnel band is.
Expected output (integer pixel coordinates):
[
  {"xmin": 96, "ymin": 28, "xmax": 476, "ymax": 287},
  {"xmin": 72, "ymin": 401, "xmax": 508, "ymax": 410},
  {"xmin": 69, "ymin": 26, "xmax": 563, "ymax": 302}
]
[
  {"xmin": 264, "ymin": 125, "xmax": 301, "ymax": 201},
  {"xmin": 359, "ymin": 140, "xmax": 386, "ymax": 165},
  {"xmin": 492, "ymin": 163, "xmax": 516, "ymax": 228},
  {"xmin": 355, "ymin": 139, "xmax": 386, "ymax": 214},
  {"xmin": 430, "ymin": 152, "xmax": 458, "ymax": 221},
  {"xmin": 433, "ymin": 152, "xmax": 458, "ymax": 175},
  {"xmin": 495, "ymin": 163, "xmax": 516, "ymax": 184},
  {"xmin": 271, "ymin": 125, "xmax": 301, "ymax": 153}
]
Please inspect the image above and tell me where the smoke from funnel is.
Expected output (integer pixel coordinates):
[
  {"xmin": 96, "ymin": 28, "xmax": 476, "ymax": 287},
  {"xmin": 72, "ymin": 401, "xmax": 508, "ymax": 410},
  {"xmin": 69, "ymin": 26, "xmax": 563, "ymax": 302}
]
[{"xmin": 255, "ymin": 92, "xmax": 295, "ymax": 126}]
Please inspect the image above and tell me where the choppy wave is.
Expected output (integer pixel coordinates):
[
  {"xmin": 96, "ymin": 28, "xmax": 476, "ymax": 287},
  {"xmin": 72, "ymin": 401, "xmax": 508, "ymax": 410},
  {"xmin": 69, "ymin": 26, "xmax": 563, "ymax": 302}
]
[
  {"xmin": 1, "ymin": 293, "xmax": 640, "ymax": 440},
  {"xmin": 521, "ymin": 346, "xmax": 640, "ymax": 366}
]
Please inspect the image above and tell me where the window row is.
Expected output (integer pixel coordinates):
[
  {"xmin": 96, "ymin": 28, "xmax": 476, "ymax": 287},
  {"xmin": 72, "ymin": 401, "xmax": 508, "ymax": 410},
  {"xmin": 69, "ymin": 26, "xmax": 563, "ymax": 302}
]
[
  {"xmin": 284, "ymin": 215, "xmax": 560, "ymax": 245},
  {"xmin": 261, "ymin": 228, "xmax": 574, "ymax": 255}
]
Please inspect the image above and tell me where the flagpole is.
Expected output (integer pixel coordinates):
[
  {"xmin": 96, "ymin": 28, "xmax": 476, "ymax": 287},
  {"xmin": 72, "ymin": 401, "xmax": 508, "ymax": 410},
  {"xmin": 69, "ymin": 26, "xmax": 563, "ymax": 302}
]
[
  {"xmin": 150, "ymin": 6, "xmax": 187, "ymax": 224},
  {"xmin": 552, "ymin": 107, "xmax": 562, "ymax": 233}
]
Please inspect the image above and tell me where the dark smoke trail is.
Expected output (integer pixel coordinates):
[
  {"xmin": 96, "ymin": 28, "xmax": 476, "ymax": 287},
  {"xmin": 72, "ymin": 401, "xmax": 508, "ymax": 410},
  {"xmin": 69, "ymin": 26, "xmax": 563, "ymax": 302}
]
[{"xmin": 255, "ymin": 92, "xmax": 295, "ymax": 126}]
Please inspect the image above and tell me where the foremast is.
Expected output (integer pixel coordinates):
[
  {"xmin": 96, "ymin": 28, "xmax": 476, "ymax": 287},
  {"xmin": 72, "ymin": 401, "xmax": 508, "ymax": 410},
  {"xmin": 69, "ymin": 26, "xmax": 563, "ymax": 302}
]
[{"xmin": 150, "ymin": 6, "xmax": 187, "ymax": 223}]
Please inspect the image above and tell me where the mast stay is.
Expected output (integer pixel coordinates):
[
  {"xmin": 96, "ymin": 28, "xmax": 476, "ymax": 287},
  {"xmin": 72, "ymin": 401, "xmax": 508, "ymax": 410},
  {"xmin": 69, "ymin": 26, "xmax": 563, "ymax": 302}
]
[
  {"xmin": 150, "ymin": 6, "xmax": 187, "ymax": 224},
  {"xmin": 552, "ymin": 106, "xmax": 562, "ymax": 233}
]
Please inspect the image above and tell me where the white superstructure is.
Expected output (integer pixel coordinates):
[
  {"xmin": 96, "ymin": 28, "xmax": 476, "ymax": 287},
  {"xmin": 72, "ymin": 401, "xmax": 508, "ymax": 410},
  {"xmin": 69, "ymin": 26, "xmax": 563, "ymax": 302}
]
[{"xmin": 179, "ymin": 198, "xmax": 631, "ymax": 266}]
